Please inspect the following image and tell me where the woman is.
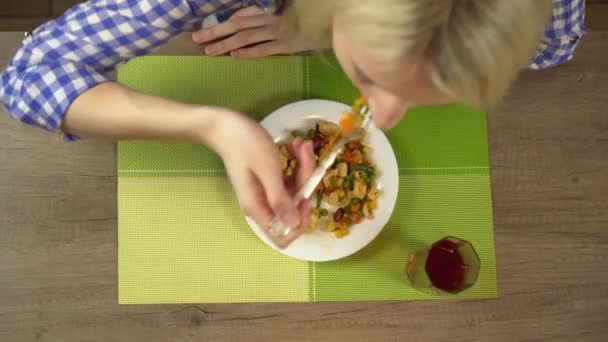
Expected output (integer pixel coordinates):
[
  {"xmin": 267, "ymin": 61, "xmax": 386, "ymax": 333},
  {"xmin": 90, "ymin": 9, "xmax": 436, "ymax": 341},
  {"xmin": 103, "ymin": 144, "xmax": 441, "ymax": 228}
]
[{"xmin": 0, "ymin": 0, "xmax": 584, "ymax": 247}]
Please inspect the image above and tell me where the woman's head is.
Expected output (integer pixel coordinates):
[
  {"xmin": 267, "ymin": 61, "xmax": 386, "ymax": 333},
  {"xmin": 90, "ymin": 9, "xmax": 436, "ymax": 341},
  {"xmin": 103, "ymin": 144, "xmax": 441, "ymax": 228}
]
[{"xmin": 285, "ymin": 0, "xmax": 552, "ymax": 129}]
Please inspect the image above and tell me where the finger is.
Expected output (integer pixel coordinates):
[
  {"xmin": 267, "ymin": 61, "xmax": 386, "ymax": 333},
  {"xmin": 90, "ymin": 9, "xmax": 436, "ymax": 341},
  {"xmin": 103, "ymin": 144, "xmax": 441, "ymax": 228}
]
[
  {"xmin": 278, "ymin": 200, "xmax": 311, "ymax": 247},
  {"xmin": 205, "ymin": 27, "xmax": 278, "ymax": 56},
  {"xmin": 286, "ymin": 137, "xmax": 305, "ymax": 162},
  {"xmin": 272, "ymin": 224, "xmax": 305, "ymax": 249},
  {"xmin": 268, "ymin": 190, "xmax": 311, "ymax": 249},
  {"xmin": 297, "ymin": 199, "xmax": 312, "ymax": 228},
  {"xmin": 287, "ymin": 137, "xmax": 303, "ymax": 156},
  {"xmin": 278, "ymin": 138, "xmax": 302, "ymax": 191},
  {"xmin": 235, "ymin": 170, "xmax": 274, "ymax": 228},
  {"xmin": 232, "ymin": 6, "xmax": 266, "ymax": 17},
  {"xmin": 291, "ymin": 140, "xmax": 315, "ymax": 189},
  {"xmin": 192, "ymin": 14, "xmax": 270, "ymax": 44},
  {"xmin": 230, "ymin": 40, "xmax": 291, "ymax": 58},
  {"xmin": 253, "ymin": 150, "xmax": 299, "ymax": 229}
]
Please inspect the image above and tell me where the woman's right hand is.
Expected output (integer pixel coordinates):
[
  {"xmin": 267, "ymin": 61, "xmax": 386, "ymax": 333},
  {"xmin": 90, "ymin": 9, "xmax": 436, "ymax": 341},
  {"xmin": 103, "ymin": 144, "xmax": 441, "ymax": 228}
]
[
  {"xmin": 206, "ymin": 109, "xmax": 315, "ymax": 248},
  {"xmin": 61, "ymin": 82, "xmax": 313, "ymax": 248}
]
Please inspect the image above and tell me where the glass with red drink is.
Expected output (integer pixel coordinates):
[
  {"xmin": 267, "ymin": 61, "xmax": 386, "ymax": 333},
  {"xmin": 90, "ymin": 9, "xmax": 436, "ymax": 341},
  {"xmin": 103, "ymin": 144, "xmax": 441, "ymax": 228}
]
[{"xmin": 406, "ymin": 236, "xmax": 480, "ymax": 294}]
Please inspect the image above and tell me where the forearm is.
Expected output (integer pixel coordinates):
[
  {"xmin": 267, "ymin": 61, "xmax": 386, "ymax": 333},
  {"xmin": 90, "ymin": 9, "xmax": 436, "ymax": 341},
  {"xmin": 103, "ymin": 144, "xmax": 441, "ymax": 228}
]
[
  {"xmin": 0, "ymin": 0, "xmax": 221, "ymax": 134},
  {"xmin": 62, "ymin": 82, "xmax": 220, "ymax": 144}
]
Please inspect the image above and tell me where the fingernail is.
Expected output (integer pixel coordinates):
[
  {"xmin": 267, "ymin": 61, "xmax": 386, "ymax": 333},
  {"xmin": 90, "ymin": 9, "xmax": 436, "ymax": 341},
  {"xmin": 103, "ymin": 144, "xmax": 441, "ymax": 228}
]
[
  {"xmin": 205, "ymin": 46, "xmax": 216, "ymax": 55},
  {"xmin": 304, "ymin": 141, "xmax": 313, "ymax": 154},
  {"xmin": 281, "ymin": 204, "xmax": 299, "ymax": 227},
  {"xmin": 193, "ymin": 31, "xmax": 205, "ymax": 42},
  {"xmin": 292, "ymin": 138, "xmax": 302, "ymax": 149}
]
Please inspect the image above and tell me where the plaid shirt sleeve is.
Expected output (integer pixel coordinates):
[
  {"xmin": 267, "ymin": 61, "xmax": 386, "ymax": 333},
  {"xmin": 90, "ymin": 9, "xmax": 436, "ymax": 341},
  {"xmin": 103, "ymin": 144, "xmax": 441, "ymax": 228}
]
[
  {"xmin": 528, "ymin": 0, "xmax": 586, "ymax": 69},
  {"xmin": 0, "ymin": 0, "xmax": 282, "ymax": 139}
]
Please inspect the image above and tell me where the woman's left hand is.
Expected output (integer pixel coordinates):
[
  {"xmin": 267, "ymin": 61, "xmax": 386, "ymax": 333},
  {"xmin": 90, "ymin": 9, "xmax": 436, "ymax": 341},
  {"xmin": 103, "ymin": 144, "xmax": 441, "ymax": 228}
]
[{"xmin": 192, "ymin": 6, "xmax": 312, "ymax": 58}]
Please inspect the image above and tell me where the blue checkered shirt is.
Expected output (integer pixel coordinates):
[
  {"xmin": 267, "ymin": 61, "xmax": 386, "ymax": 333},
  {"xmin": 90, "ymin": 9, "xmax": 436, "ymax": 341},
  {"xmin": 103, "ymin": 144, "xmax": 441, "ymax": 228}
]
[{"xmin": 0, "ymin": 0, "xmax": 585, "ymax": 138}]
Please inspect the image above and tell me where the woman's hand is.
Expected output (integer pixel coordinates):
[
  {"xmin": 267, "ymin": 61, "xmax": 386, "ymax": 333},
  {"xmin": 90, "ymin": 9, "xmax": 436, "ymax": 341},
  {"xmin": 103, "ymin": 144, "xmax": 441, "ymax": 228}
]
[
  {"xmin": 207, "ymin": 110, "xmax": 315, "ymax": 248},
  {"xmin": 62, "ymin": 82, "xmax": 314, "ymax": 248},
  {"xmin": 192, "ymin": 6, "xmax": 313, "ymax": 58}
]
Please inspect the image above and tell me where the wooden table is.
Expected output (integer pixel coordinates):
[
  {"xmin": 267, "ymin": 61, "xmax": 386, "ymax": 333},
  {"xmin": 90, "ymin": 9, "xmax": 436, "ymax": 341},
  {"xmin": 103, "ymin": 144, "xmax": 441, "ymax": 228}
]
[{"xmin": 1, "ymin": 29, "xmax": 607, "ymax": 341}]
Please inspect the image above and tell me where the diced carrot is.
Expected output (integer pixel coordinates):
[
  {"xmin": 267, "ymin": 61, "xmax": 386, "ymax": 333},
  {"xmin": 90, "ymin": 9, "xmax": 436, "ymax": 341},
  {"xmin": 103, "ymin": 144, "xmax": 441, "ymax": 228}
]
[
  {"xmin": 348, "ymin": 152, "xmax": 354, "ymax": 163},
  {"xmin": 339, "ymin": 114, "xmax": 356, "ymax": 135},
  {"xmin": 347, "ymin": 150, "xmax": 363, "ymax": 164},
  {"xmin": 353, "ymin": 215, "xmax": 362, "ymax": 224},
  {"xmin": 350, "ymin": 203, "xmax": 361, "ymax": 212}
]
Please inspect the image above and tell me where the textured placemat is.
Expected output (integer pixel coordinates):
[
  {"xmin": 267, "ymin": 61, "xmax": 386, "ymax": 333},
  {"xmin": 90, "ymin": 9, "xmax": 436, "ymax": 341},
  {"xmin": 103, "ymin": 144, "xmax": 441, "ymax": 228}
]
[{"xmin": 117, "ymin": 56, "xmax": 497, "ymax": 303}]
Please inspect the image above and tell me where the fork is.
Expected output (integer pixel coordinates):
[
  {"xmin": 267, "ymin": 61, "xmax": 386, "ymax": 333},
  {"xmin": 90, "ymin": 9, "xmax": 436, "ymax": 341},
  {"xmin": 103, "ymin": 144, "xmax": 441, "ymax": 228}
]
[{"xmin": 267, "ymin": 105, "xmax": 372, "ymax": 239}]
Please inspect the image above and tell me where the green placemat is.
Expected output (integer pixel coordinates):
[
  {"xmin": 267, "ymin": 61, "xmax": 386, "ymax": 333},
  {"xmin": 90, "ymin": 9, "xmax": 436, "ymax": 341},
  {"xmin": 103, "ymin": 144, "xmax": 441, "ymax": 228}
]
[{"xmin": 117, "ymin": 56, "xmax": 497, "ymax": 303}]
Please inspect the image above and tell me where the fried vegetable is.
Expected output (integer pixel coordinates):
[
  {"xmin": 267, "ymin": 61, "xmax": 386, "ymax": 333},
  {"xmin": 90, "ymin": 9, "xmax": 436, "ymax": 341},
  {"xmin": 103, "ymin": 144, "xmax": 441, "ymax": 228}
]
[
  {"xmin": 352, "ymin": 96, "xmax": 366, "ymax": 116},
  {"xmin": 316, "ymin": 189, "xmax": 324, "ymax": 208},
  {"xmin": 339, "ymin": 112, "xmax": 356, "ymax": 135},
  {"xmin": 279, "ymin": 145, "xmax": 289, "ymax": 157},
  {"xmin": 334, "ymin": 226, "xmax": 349, "ymax": 238},
  {"xmin": 343, "ymin": 178, "xmax": 353, "ymax": 190},
  {"xmin": 275, "ymin": 100, "xmax": 378, "ymax": 238},
  {"xmin": 309, "ymin": 208, "xmax": 320, "ymax": 231},
  {"xmin": 291, "ymin": 130, "xmax": 308, "ymax": 138},
  {"xmin": 318, "ymin": 121, "xmax": 340, "ymax": 137},
  {"xmin": 337, "ymin": 162, "xmax": 348, "ymax": 178},
  {"xmin": 333, "ymin": 208, "xmax": 345, "ymax": 222},
  {"xmin": 369, "ymin": 199, "xmax": 378, "ymax": 210},
  {"xmin": 326, "ymin": 222, "xmax": 337, "ymax": 231},
  {"xmin": 363, "ymin": 201, "xmax": 374, "ymax": 219},
  {"xmin": 346, "ymin": 150, "xmax": 363, "ymax": 163},
  {"xmin": 367, "ymin": 181, "xmax": 379, "ymax": 200},
  {"xmin": 312, "ymin": 133, "xmax": 324, "ymax": 154},
  {"xmin": 352, "ymin": 180, "xmax": 368, "ymax": 199},
  {"xmin": 334, "ymin": 177, "xmax": 344, "ymax": 188},
  {"xmin": 307, "ymin": 128, "xmax": 317, "ymax": 139},
  {"xmin": 322, "ymin": 168, "xmax": 338, "ymax": 188},
  {"xmin": 327, "ymin": 133, "xmax": 339, "ymax": 151},
  {"xmin": 337, "ymin": 189, "xmax": 346, "ymax": 202},
  {"xmin": 328, "ymin": 191, "xmax": 340, "ymax": 205},
  {"xmin": 355, "ymin": 164, "xmax": 375, "ymax": 175}
]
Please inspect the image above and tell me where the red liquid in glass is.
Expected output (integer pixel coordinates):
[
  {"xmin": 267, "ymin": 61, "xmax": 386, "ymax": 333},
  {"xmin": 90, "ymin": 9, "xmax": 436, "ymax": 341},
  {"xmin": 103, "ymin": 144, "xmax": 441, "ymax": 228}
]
[{"xmin": 424, "ymin": 239, "xmax": 466, "ymax": 293}]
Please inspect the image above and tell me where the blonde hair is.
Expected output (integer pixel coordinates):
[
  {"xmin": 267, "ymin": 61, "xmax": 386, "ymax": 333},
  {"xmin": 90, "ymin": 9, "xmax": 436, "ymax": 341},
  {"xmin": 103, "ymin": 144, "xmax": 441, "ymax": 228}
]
[{"xmin": 284, "ymin": 0, "xmax": 552, "ymax": 110}]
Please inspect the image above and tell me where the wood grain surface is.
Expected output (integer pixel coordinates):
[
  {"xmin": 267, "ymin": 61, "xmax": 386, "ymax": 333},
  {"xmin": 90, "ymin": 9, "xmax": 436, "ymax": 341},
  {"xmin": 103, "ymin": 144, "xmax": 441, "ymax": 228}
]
[{"xmin": 1, "ymin": 13, "xmax": 607, "ymax": 342}]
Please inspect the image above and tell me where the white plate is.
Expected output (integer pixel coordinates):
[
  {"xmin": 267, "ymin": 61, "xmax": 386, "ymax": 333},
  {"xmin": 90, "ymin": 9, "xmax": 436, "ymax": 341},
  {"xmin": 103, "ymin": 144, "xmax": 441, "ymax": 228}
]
[{"xmin": 246, "ymin": 99, "xmax": 399, "ymax": 262}]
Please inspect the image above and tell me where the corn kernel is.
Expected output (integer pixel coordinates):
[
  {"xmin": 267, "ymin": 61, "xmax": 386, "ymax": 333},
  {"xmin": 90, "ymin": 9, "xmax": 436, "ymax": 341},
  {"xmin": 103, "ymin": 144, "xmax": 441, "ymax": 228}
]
[
  {"xmin": 369, "ymin": 200, "xmax": 377, "ymax": 210},
  {"xmin": 334, "ymin": 227, "xmax": 349, "ymax": 238}
]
